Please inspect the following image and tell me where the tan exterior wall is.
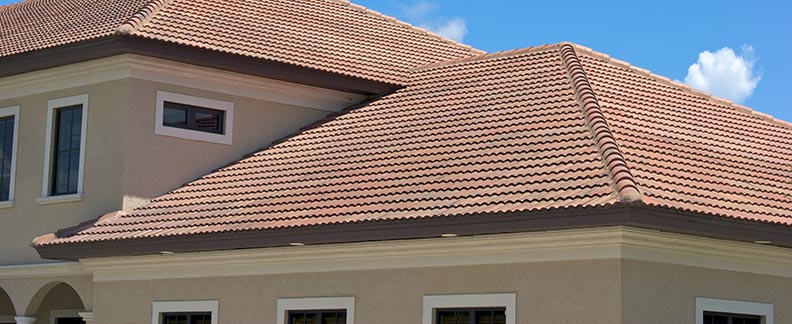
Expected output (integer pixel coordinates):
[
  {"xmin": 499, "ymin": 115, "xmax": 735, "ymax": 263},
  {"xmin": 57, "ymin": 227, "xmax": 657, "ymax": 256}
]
[
  {"xmin": 120, "ymin": 79, "xmax": 329, "ymax": 210},
  {"xmin": 621, "ymin": 259, "xmax": 792, "ymax": 323},
  {"xmin": 93, "ymin": 259, "xmax": 622, "ymax": 324},
  {"xmin": 0, "ymin": 80, "xmax": 128, "ymax": 265},
  {"xmin": 0, "ymin": 64, "xmax": 335, "ymax": 265}
]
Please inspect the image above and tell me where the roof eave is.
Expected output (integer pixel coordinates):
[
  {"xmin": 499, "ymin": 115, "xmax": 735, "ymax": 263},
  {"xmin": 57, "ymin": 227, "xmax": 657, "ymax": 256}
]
[
  {"xmin": 0, "ymin": 35, "xmax": 402, "ymax": 95},
  {"xmin": 34, "ymin": 205, "xmax": 792, "ymax": 261}
]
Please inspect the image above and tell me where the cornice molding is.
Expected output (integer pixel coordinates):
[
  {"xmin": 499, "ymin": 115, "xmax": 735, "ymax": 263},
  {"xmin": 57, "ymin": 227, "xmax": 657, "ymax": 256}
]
[
  {"xmin": 0, "ymin": 262, "xmax": 89, "ymax": 280},
  {"xmin": 0, "ymin": 54, "xmax": 366, "ymax": 112},
  {"xmin": 79, "ymin": 226, "xmax": 792, "ymax": 281}
]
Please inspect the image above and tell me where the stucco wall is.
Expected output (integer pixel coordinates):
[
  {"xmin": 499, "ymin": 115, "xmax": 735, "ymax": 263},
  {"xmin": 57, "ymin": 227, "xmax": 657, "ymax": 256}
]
[
  {"xmin": 34, "ymin": 283, "xmax": 85, "ymax": 324},
  {"xmin": 621, "ymin": 259, "xmax": 792, "ymax": 323},
  {"xmin": 120, "ymin": 78, "xmax": 329, "ymax": 211},
  {"xmin": 93, "ymin": 259, "xmax": 622, "ymax": 324},
  {"xmin": 0, "ymin": 80, "xmax": 128, "ymax": 265},
  {"xmin": 0, "ymin": 71, "xmax": 334, "ymax": 265}
]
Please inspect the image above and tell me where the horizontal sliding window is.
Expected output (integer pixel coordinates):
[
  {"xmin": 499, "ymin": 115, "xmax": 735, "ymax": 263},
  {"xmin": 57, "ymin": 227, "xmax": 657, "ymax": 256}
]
[
  {"xmin": 155, "ymin": 91, "xmax": 234, "ymax": 145},
  {"xmin": 288, "ymin": 310, "xmax": 346, "ymax": 324},
  {"xmin": 436, "ymin": 308, "xmax": 506, "ymax": 324}
]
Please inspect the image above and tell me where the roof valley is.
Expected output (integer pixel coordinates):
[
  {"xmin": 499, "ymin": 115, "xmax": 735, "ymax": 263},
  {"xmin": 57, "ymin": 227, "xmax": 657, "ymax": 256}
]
[{"xmin": 558, "ymin": 43, "xmax": 643, "ymax": 204}]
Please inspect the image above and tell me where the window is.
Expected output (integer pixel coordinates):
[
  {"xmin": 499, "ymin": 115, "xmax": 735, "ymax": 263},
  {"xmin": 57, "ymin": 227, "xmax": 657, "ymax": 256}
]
[
  {"xmin": 161, "ymin": 312, "xmax": 212, "ymax": 324},
  {"xmin": 39, "ymin": 95, "xmax": 88, "ymax": 203},
  {"xmin": 0, "ymin": 106, "xmax": 19, "ymax": 206},
  {"xmin": 288, "ymin": 310, "xmax": 347, "ymax": 324},
  {"xmin": 151, "ymin": 301, "xmax": 218, "ymax": 324},
  {"xmin": 155, "ymin": 91, "xmax": 234, "ymax": 145},
  {"xmin": 277, "ymin": 297, "xmax": 355, "ymax": 324},
  {"xmin": 703, "ymin": 312, "xmax": 760, "ymax": 324},
  {"xmin": 436, "ymin": 308, "xmax": 506, "ymax": 324},
  {"xmin": 696, "ymin": 297, "xmax": 773, "ymax": 324},
  {"xmin": 423, "ymin": 294, "xmax": 515, "ymax": 324}
]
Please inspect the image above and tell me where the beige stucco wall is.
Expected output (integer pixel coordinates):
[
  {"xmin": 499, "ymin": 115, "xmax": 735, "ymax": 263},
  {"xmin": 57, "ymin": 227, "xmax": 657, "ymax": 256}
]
[
  {"xmin": 93, "ymin": 259, "xmax": 622, "ymax": 324},
  {"xmin": 0, "ymin": 288, "xmax": 13, "ymax": 316},
  {"xmin": 120, "ymin": 78, "xmax": 329, "ymax": 210},
  {"xmin": 621, "ymin": 259, "xmax": 792, "ymax": 323},
  {"xmin": 0, "ymin": 69, "xmax": 334, "ymax": 265},
  {"xmin": 0, "ymin": 80, "xmax": 128, "ymax": 265}
]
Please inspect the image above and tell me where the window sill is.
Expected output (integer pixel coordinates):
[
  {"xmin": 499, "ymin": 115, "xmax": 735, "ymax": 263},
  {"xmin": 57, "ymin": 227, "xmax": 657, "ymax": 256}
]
[
  {"xmin": 37, "ymin": 193, "xmax": 84, "ymax": 205},
  {"xmin": 0, "ymin": 200, "xmax": 13, "ymax": 209}
]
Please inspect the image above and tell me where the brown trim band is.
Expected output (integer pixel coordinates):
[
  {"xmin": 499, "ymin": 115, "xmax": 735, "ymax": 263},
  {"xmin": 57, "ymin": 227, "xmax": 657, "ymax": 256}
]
[
  {"xmin": 34, "ymin": 205, "xmax": 792, "ymax": 261},
  {"xmin": 0, "ymin": 36, "xmax": 401, "ymax": 95}
]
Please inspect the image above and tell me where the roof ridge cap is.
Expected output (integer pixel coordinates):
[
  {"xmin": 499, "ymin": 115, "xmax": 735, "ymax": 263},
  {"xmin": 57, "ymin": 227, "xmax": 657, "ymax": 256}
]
[
  {"xmin": 116, "ymin": 0, "xmax": 174, "ymax": 35},
  {"xmin": 328, "ymin": 0, "xmax": 485, "ymax": 55},
  {"xmin": 412, "ymin": 44, "xmax": 561, "ymax": 72},
  {"xmin": 571, "ymin": 43, "xmax": 792, "ymax": 132},
  {"xmin": 558, "ymin": 42, "xmax": 643, "ymax": 204}
]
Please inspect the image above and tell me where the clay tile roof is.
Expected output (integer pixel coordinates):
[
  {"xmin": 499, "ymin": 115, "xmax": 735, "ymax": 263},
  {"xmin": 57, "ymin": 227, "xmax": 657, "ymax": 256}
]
[
  {"xmin": 0, "ymin": 0, "xmax": 483, "ymax": 84},
  {"xmin": 35, "ymin": 43, "xmax": 792, "ymax": 251}
]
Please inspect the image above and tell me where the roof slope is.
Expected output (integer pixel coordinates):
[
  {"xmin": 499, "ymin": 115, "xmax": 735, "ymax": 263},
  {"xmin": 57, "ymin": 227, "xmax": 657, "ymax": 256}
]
[
  {"xmin": 35, "ymin": 43, "xmax": 792, "ymax": 250},
  {"xmin": 0, "ymin": 0, "xmax": 482, "ymax": 84}
]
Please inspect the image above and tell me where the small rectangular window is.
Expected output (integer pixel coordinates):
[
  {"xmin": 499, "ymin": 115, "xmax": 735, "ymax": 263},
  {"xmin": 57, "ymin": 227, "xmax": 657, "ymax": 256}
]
[
  {"xmin": 0, "ymin": 115, "xmax": 16, "ymax": 201},
  {"xmin": 51, "ymin": 105, "xmax": 83, "ymax": 196},
  {"xmin": 435, "ymin": 308, "xmax": 506, "ymax": 324},
  {"xmin": 163, "ymin": 101, "xmax": 224, "ymax": 134},
  {"xmin": 703, "ymin": 312, "xmax": 761, "ymax": 324},
  {"xmin": 161, "ymin": 312, "xmax": 212, "ymax": 324},
  {"xmin": 288, "ymin": 310, "xmax": 346, "ymax": 324}
]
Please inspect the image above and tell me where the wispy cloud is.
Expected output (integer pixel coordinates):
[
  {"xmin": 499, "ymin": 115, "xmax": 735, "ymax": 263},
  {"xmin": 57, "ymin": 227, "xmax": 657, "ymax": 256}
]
[
  {"xmin": 683, "ymin": 46, "xmax": 760, "ymax": 104},
  {"xmin": 400, "ymin": 1, "xmax": 468, "ymax": 42}
]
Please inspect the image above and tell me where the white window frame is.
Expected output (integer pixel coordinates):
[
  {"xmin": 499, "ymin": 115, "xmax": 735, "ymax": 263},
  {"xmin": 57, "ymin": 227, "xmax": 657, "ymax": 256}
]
[
  {"xmin": 151, "ymin": 300, "xmax": 218, "ymax": 324},
  {"xmin": 0, "ymin": 105, "xmax": 20, "ymax": 208},
  {"xmin": 48, "ymin": 309, "xmax": 83, "ymax": 324},
  {"xmin": 696, "ymin": 297, "xmax": 773, "ymax": 324},
  {"xmin": 155, "ymin": 91, "xmax": 234, "ymax": 145},
  {"xmin": 38, "ymin": 94, "xmax": 89, "ymax": 204},
  {"xmin": 423, "ymin": 293, "xmax": 516, "ymax": 324},
  {"xmin": 277, "ymin": 297, "xmax": 355, "ymax": 324}
]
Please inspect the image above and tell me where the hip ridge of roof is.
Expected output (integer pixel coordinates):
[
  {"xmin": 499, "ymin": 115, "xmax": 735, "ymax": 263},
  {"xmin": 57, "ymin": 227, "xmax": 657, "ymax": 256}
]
[
  {"xmin": 116, "ymin": 0, "xmax": 174, "ymax": 35},
  {"xmin": 558, "ymin": 42, "xmax": 643, "ymax": 204}
]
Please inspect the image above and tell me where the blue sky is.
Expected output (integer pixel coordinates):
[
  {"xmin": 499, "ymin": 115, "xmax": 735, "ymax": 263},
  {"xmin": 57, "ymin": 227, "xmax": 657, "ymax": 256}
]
[
  {"xmin": 353, "ymin": 0, "xmax": 791, "ymax": 122},
  {"xmin": 1, "ymin": 0, "xmax": 789, "ymax": 122}
]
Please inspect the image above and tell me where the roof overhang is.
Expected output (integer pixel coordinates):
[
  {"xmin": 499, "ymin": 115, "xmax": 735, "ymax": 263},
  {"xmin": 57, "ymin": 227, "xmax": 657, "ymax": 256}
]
[
  {"xmin": 0, "ymin": 36, "xmax": 401, "ymax": 95},
  {"xmin": 34, "ymin": 205, "xmax": 792, "ymax": 261}
]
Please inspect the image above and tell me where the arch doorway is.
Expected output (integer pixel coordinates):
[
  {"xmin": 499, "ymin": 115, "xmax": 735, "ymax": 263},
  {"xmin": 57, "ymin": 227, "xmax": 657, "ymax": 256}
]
[
  {"xmin": 0, "ymin": 287, "xmax": 15, "ymax": 324},
  {"xmin": 25, "ymin": 282, "xmax": 85, "ymax": 324}
]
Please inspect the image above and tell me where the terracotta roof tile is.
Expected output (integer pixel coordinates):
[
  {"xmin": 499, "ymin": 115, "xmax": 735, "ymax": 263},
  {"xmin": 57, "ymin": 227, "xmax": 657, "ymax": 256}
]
[
  {"xmin": 0, "ymin": 0, "xmax": 482, "ymax": 84},
  {"xmin": 37, "ymin": 43, "xmax": 792, "ymax": 249}
]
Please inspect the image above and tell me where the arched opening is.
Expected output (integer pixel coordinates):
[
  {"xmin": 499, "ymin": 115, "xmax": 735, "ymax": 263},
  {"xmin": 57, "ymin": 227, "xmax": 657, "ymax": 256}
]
[
  {"xmin": 25, "ymin": 283, "xmax": 85, "ymax": 324},
  {"xmin": 0, "ymin": 287, "xmax": 15, "ymax": 324}
]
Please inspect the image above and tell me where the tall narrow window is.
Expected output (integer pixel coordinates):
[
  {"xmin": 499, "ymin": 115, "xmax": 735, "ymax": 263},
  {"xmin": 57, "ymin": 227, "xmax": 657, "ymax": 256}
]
[
  {"xmin": 40, "ymin": 94, "xmax": 88, "ymax": 203},
  {"xmin": 0, "ymin": 116, "xmax": 15, "ymax": 201},
  {"xmin": 0, "ymin": 105, "xmax": 19, "ymax": 205},
  {"xmin": 51, "ymin": 105, "xmax": 83, "ymax": 196}
]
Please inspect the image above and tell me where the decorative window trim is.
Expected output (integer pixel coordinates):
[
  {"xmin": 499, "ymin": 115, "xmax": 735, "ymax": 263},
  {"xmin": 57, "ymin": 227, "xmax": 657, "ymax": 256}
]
[
  {"xmin": 151, "ymin": 300, "xmax": 218, "ymax": 324},
  {"xmin": 155, "ymin": 91, "xmax": 234, "ymax": 145},
  {"xmin": 48, "ymin": 309, "xmax": 83, "ymax": 324},
  {"xmin": 40, "ymin": 94, "xmax": 88, "ymax": 203},
  {"xmin": 423, "ymin": 293, "xmax": 516, "ymax": 324},
  {"xmin": 0, "ymin": 105, "xmax": 19, "ymax": 206},
  {"xmin": 276, "ymin": 297, "xmax": 355, "ymax": 324},
  {"xmin": 696, "ymin": 297, "xmax": 773, "ymax": 324}
]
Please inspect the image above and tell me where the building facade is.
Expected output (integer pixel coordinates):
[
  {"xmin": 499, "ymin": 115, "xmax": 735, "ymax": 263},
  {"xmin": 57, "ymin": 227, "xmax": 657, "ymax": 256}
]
[{"xmin": 0, "ymin": 0, "xmax": 790, "ymax": 324}]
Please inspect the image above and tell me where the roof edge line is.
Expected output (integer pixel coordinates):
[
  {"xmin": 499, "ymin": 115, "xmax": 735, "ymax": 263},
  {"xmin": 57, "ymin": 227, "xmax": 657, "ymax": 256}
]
[
  {"xmin": 558, "ymin": 42, "xmax": 643, "ymax": 204},
  {"xmin": 116, "ymin": 0, "xmax": 174, "ymax": 35}
]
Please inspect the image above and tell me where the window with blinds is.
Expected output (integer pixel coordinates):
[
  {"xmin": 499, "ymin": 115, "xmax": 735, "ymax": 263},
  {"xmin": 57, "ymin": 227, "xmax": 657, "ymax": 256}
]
[
  {"xmin": 436, "ymin": 308, "xmax": 506, "ymax": 324},
  {"xmin": 0, "ymin": 115, "xmax": 14, "ymax": 201},
  {"xmin": 51, "ymin": 105, "xmax": 83, "ymax": 196},
  {"xmin": 288, "ymin": 310, "xmax": 347, "ymax": 324},
  {"xmin": 161, "ymin": 312, "xmax": 212, "ymax": 324}
]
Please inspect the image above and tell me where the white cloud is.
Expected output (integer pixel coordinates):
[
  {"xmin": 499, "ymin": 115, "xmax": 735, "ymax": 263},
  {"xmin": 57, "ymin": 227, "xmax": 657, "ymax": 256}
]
[
  {"xmin": 424, "ymin": 18, "xmax": 467, "ymax": 43},
  {"xmin": 683, "ymin": 46, "xmax": 760, "ymax": 104},
  {"xmin": 401, "ymin": 2, "xmax": 468, "ymax": 42}
]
